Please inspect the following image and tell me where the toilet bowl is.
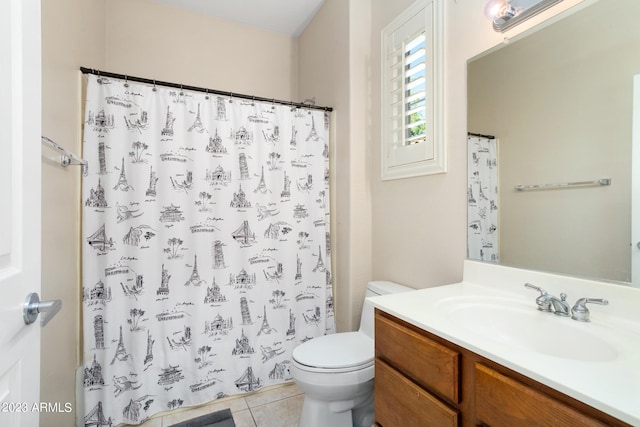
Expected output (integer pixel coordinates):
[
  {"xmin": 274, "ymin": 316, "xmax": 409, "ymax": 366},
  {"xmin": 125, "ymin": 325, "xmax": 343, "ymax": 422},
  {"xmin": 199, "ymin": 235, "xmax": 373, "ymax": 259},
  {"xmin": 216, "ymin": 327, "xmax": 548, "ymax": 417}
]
[{"xmin": 291, "ymin": 281, "xmax": 413, "ymax": 427}]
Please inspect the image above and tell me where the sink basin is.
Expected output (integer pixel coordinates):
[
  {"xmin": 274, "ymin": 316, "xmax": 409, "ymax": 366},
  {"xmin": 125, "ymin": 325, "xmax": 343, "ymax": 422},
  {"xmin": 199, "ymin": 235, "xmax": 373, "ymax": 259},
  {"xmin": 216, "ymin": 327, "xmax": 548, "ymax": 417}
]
[{"xmin": 437, "ymin": 297, "xmax": 619, "ymax": 362}]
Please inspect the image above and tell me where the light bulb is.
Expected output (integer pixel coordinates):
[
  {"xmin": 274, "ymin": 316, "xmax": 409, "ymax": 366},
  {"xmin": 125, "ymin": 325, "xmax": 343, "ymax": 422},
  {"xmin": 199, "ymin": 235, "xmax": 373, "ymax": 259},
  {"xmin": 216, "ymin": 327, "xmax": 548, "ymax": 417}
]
[
  {"xmin": 484, "ymin": 0, "xmax": 519, "ymax": 25},
  {"xmin": 484, "ymin": 0, "xmax": 507, "ymax": 20}
]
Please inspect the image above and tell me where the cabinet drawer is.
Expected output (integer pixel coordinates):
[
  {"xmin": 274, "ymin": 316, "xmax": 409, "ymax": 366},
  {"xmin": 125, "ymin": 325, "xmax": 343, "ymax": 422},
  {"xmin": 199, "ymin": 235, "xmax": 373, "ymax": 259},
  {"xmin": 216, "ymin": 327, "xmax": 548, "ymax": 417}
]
[
  {"xmin": 375, "ymin": 358, "xmax": 459, "ymax": 427},
  {"xmin": 375, "ymin": 311, "xmax": 460, "ymax": 403},
  {"xmin": 475, "ymin": 363, "xmax": 609, "ymax": 427}
]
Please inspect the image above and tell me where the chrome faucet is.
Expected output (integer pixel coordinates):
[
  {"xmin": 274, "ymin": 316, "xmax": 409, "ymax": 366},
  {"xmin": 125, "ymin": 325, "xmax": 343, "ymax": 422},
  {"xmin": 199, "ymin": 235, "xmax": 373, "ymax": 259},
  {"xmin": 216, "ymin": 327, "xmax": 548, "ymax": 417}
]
[
  {"xmin": 524, "ymin": 283, "xmax": 570, "ymax": 316},
  {"xmin": 571, "ymin": 298, "xmax": 609, "ymax": 322},
  {"xmin": 548, "ymin": 293, "xmax": 570, "ymax": 317}
]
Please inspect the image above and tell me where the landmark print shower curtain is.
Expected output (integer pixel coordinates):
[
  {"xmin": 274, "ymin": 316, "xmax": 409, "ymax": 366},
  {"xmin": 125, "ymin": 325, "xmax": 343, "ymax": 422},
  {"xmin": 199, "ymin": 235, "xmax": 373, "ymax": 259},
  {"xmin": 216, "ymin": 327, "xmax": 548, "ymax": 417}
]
[
  {"xmin": 81, "ymin": 74, "xmax": 334, "ymax": 426},
  {"xmin": 467, "ymin": 134, "xmax": 499, "ymax": 262}
]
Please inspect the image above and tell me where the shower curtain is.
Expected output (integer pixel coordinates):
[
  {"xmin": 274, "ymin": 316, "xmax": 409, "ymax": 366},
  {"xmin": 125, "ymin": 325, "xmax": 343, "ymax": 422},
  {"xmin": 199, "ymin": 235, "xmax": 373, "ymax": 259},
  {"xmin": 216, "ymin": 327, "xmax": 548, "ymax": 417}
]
[
  {"xmin": 467, "ymin": 134, "xmax": 499, "ymax": 262},
  {"xmin": 81, "ymin": 74, "xmax": 334, "ymax": 426}
]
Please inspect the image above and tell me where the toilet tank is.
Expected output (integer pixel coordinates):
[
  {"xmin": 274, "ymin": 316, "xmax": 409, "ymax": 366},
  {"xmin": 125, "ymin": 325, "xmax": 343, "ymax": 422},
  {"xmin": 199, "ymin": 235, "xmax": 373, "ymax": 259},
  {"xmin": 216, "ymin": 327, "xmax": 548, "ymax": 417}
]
[{"xmin": 359, "ymin": 281, "xmax": 413, "ymax": 339}]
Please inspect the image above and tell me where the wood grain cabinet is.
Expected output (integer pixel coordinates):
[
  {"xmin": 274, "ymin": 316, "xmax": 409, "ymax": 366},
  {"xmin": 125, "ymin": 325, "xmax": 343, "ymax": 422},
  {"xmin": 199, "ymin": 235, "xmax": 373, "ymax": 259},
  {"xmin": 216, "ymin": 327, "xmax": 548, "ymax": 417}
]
[{"xmin": 374, "ymin": 309, "xmax": 629, "ymax": 427}]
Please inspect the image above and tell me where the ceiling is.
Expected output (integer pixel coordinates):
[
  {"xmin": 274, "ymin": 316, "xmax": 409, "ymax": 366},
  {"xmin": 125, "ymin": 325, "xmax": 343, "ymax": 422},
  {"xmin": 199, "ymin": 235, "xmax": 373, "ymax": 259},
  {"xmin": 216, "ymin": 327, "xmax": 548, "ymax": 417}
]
[{"xmin": 151, "ymin": 0, "xmax": 325, "ymax": 37}]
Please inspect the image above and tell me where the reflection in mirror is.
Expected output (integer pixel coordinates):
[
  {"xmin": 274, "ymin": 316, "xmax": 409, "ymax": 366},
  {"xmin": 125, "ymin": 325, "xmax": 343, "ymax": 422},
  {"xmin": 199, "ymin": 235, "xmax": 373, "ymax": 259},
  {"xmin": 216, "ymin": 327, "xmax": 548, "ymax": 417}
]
[{"xmin": 467, "ymin": 0, "xmax": 640, "ymax": 286}]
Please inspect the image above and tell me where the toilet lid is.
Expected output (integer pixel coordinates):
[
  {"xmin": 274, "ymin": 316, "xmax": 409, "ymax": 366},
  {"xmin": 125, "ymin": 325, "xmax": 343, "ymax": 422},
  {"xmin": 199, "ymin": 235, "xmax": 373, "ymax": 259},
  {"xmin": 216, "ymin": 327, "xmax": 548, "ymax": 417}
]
[{"xmin": 292, "ymin": 332, "xmax": 374, "ymax": 370}]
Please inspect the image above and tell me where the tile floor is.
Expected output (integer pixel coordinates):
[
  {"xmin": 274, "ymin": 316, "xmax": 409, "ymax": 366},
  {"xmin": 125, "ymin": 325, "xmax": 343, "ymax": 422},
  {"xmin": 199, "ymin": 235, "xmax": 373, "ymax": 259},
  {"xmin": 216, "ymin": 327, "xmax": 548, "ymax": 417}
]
[{"xmin": 138, "ymin": 382, "xmax": 304, "ymax": 427}]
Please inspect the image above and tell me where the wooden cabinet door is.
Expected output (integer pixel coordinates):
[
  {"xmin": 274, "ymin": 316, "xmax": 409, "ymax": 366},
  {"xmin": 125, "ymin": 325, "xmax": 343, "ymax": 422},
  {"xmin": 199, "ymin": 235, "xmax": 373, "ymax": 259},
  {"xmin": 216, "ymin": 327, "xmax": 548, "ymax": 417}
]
[
  {"xmin": 376, "ymin": 311, "xmax": 460, "ymax": 404},
  {"xmin": 375, "ymin": 358, "xmax": 459, "ymax": 427},
  {"xmin": 475, "ymin": 363, "xmax": 609, "ymax": 427}
]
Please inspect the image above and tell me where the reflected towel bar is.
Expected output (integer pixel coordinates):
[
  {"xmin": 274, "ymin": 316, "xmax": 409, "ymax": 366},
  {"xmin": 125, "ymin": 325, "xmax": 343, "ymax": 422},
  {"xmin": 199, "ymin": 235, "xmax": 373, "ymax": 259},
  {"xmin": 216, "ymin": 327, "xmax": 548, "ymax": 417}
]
[
  {"xmin": 41, "ymin": 136, "xmax": 88, "ymax": 175},
  {"xmin": 514, "ymin": 178, "xmax": 611, "ymax": 192}
]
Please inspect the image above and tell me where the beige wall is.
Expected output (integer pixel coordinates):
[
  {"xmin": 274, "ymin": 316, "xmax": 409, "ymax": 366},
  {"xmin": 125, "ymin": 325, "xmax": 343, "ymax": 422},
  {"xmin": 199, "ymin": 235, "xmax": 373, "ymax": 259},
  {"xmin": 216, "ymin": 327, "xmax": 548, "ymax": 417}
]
[
  {"xmin": 104, "ymin": 0, "xmax": 299, "ymax": 100},
  {"xmin": 41, "ymin": 2, "xmax": 106, "ymax": 426},
  {"xmin": 298, "ymin": 0, "xmax": 354, "ymax": 331},
  {"xmin": 370, "ymin": 0, "xmax": 468, "ymax": 291},
  {"xmin": 299, "ymin": 0, "xmax": 373, "ymax": 331}
]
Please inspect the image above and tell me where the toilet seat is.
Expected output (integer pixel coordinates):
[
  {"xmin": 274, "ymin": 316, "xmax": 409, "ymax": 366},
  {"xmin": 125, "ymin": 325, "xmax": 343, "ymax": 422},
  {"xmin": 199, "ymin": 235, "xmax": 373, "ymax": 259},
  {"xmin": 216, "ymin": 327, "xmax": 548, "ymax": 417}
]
[{"xmin": 292, "ymin": 332, "xmax": 374, "ymax": 373}]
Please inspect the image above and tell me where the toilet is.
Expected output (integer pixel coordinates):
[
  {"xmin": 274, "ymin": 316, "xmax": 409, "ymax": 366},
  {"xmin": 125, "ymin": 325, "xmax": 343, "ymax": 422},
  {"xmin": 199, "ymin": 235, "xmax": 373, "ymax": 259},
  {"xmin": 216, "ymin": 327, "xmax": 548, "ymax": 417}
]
[{"xmin": 291, "ymin": 281, "xmax": 413, "ymax": 427}]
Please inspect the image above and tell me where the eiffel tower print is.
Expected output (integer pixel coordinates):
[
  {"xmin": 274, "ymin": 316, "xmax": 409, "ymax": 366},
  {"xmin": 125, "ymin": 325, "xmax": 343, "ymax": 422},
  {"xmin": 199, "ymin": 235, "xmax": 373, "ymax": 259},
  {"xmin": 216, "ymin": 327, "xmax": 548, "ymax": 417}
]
[
  {"xmin": 110, "ymin": 326, "xmax": 131, "ymax": 365},
  {"xmin": 113, "ymin": 157, "xmax": 134, "ymax": 191},
  {"xmin": 188, "ymin": 103, "xmax": 206, "ymax": 133},
  {"xmin": 305, "ymin": 116, "xmax": 319, "ymax": 141},
  {"xmin": 313, "ymin": 245, "xmax": 326, "ymax": 272},
  {"xmin": 254, "ymin": 166, "xmax": 268, "ymax": 194},
  {"xmin": 184, "ymin": 255, "xmax": 206, "ymax": 286},
  {"xmin": 257, "ymin": 305, "xmax": 276, "ymax": 335}
]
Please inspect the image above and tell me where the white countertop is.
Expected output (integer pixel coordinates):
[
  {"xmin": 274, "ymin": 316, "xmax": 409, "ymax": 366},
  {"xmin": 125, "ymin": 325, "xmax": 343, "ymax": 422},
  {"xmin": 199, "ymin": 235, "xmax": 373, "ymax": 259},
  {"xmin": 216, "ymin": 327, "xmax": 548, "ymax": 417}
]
[{"xmin": 369, "ymin": 263, "xmax": 640, "ymax": 425}]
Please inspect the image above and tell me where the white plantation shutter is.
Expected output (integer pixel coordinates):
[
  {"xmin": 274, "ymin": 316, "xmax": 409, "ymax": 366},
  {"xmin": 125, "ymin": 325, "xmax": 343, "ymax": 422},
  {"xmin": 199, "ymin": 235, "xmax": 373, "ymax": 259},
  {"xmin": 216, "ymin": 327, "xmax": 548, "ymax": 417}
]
[{"xmin": 381, "ymin": 0, "xmax": 445, "ymax": 180}]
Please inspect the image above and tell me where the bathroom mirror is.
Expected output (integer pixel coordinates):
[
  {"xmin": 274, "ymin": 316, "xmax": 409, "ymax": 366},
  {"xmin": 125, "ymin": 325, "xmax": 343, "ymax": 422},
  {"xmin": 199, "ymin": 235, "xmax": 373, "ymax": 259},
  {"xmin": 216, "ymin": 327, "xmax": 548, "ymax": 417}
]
[{"xmin": 467, "ymin": 0, "xmax": 640, "ymax": 285}]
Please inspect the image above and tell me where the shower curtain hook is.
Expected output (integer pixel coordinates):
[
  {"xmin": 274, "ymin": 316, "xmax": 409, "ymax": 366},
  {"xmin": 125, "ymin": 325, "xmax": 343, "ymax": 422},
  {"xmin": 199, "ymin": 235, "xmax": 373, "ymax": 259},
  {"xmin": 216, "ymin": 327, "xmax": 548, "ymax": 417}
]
[
  {"xmin": 271, "ymin": 98, "xmax": 276, "ymax": 110},
  {"xmin": 205, "ymin": 88, "xmax": 210, "ymax": 100},
  {"xmin": 179, "ymin": 84, "xmax": 184, "ymax": 96},
  {"xmin": 251, "ymin": 96, "xmax": 256, "ymax": 107},
  {"xmin": 124, "ymin": 75, "xmax": 129, "ymax": 88},
  {"xmin": 96, "ymin": 70, "xmax": 102, "ymax": 84},
  {"xmin": 152, "ymin": 80, "xmax": 157, "ymax": 92},
  {"xmin": 290, "ymin": 101, "xmax": 295, "ymax": 112},
  {"xmin": 229, "ymin": 93, "xmax": 233, "ymax": 103}
]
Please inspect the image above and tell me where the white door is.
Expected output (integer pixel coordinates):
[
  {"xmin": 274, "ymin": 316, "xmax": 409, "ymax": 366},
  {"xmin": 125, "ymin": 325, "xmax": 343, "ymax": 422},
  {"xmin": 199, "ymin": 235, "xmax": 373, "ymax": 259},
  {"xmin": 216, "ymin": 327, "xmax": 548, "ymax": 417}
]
[{"xmin": 0, "ymin": 0, "xmax": 42, "ymax": 426}]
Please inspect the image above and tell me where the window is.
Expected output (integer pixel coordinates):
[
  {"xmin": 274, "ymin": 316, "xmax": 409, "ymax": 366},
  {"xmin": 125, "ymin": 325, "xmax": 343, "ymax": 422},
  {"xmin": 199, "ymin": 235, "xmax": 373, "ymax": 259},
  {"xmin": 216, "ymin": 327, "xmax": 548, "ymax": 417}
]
[{"xmin": 381, "ymin": 0, "xmax": 444, "ymax": 180}]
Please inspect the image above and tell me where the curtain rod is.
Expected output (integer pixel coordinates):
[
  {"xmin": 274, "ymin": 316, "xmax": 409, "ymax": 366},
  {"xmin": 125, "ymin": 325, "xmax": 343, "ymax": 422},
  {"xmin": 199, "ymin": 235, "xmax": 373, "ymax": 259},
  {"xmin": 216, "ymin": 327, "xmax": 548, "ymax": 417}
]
[
  {"xmin": 80, "ymin": 67, "xmax": 333, "ymax": 112},
  {"xmin": 467, "ymin": 132, "xmax": 495, "ymax": 139}
]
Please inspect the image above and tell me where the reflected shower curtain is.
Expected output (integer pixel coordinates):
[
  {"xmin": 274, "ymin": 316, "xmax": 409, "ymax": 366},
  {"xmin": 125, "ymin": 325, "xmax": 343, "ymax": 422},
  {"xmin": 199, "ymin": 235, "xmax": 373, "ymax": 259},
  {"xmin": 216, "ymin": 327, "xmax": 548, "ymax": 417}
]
[
  {"xmin": 81, "ymin": 74, "xmax": 334, "ymax": 426},
  {"xmin": 467, "ymin": 134, "xmax": 499, "ymax": 262}
]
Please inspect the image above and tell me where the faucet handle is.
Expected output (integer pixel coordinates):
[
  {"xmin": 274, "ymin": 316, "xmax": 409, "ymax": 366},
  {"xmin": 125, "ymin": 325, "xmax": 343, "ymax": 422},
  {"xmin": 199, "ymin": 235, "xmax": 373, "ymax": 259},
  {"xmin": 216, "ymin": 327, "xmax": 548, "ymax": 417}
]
[
  {"xmin": 524, "ymin": 282, "xmax": 546, "ymax": 295},
  {"xmin": 524, "ymin": 283, "xmax": 552, "ymax": 312},
  {"xmin": 571, "ymin": 297, "xmax": 609, "ymax": 322}
]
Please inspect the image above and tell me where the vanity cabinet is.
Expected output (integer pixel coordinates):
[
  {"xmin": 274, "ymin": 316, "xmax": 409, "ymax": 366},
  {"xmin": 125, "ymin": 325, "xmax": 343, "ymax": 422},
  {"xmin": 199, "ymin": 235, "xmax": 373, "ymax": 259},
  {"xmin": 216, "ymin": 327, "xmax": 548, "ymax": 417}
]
[
  {"xmin": 374, "ymin": 309, "xmax": 629, "ymax": 427},
  {"xmin": 375, "ymin": 312, "xmax": 460, "ymax": 426}
]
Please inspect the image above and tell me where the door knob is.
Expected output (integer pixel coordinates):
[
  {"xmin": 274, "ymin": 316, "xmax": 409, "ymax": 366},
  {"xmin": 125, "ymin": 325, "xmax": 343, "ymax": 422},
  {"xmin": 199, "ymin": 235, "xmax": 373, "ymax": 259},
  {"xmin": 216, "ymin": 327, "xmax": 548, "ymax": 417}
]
[{"xmin": 23, "ymin": 293, "xmax": 62, "ymax": 327}]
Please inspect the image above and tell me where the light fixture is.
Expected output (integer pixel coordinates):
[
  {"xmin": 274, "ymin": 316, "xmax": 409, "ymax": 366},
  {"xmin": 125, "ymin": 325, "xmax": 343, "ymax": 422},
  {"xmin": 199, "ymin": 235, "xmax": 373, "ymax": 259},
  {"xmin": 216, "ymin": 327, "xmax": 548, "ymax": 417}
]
[{"xmin": 485, "ymin": 0, "xmax": 565, "ymax": 32}]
